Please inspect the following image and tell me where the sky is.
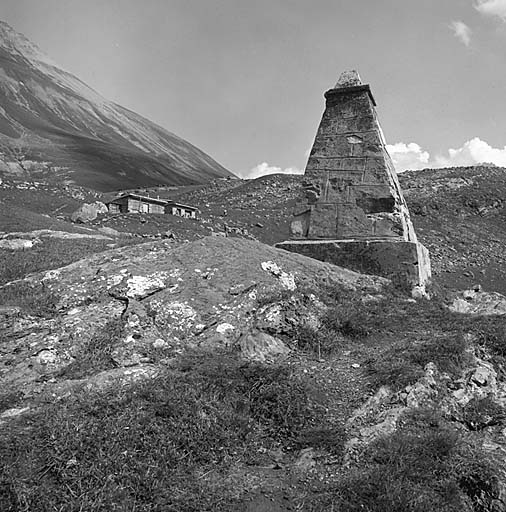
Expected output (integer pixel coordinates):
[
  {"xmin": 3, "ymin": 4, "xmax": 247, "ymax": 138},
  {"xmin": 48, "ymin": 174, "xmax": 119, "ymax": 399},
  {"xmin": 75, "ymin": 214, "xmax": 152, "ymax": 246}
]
[{"xmin": 2, "ymin": 0, "xmax": 506, "ymax": 178}]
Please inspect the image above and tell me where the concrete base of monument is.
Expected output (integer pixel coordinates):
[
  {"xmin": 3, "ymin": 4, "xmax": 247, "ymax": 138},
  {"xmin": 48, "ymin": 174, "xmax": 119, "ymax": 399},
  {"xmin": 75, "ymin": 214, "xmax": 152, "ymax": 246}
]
[{"xmin": 275, "ymin": 239, "xmax": 431, "ymax": 294}]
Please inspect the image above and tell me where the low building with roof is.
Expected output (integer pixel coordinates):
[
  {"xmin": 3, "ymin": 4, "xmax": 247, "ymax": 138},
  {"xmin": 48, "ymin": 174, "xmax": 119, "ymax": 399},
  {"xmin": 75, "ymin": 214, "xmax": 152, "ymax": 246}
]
[
  {"xmin": 165, "ymin": 201, "xmax": 198, "ymax": 218},
  {"xmin": 106, "ymin": 193, "xmax": 198, "ymax": 218}
]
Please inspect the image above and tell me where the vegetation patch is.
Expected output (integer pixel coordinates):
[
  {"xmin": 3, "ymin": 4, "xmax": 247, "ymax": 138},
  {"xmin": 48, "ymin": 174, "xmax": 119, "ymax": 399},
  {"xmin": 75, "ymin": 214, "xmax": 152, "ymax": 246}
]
[
  {"xmin": 57, "ymin": 318, "xmax": 124, "ymax": 380},
  {"xmin": 471, "ymin": 316, "xmax": 506, "ymax": 376},
  {"xmin": 0, "ymin": 352, "xmax": 326, "ymax": 511},
  {"xmin": 309, "ymin": 408, "xmax": 501, "ymax": 512},
  {"xmin": 295, "ymin": 324, "xmax": 342, "ymax": 357},
  {"xmin": 367, "ymin": 332, "xmax": 469, "ymax": 390},
  {"xmin": 0, "ymin": 281, "xmax": 59, "ymax": 318},
  {"xmin": 0, "ymin": 238, "xmax": 133, "ymax": 285},
  {"xmin": 461, "ymin": 397, "xmax": 506, "ymax": 431}
]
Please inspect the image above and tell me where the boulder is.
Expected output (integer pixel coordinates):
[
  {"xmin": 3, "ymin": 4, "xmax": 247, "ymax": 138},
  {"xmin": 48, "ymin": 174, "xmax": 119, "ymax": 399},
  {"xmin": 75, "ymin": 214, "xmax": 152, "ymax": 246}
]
[
  {"xmin": 239, "ymin": 330, "xmax": 290, "ymax": 363},
  {"xmin": 0, "ymin": 237, "xmax": 388, "ymax": 397},
  {"xmin": 450, "ymin": 289, "xmax": 506, "ymax": 316},
  {"xmin": 93, "ymin": 201, "xmax": 109, "ymax": 214},
  {"xmin": 71, "ymin": 201, "xmax": 108, "ymax": 223},
  {"xmin": 0, "ymin": 238, "xmax": 33, "ymax": 250}
]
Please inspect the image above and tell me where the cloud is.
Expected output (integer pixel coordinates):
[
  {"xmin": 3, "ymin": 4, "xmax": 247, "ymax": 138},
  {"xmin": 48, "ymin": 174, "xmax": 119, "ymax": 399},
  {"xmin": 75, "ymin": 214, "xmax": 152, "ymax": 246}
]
[
  {"xmin": 386, "ymin": 142, "xmax": 430, "ymax": 172},
  {"xmin": 241, "ymin": 162, "xmax": 304, "ymax": 179},
  {"xmin": 475, "ymin": 0, "xmax": 506, "ymax": 19},
  {"xmin": 449, "ymin": 20, "xmax": 472, "ymax": 46},
  {"xmin": 434, "ymin": 137, "xmax": 506, "ymax": 167},
  {"xmin": 388, "ymin": 137, "xmax": 506, "ymax": 172}
]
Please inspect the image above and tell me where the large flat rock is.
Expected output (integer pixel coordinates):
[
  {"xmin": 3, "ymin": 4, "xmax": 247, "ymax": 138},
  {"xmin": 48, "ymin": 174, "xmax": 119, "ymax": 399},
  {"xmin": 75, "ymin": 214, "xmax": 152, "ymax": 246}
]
[{"xmin": 0, "ymin": 237, "xmax": 389, "ymax": 398}]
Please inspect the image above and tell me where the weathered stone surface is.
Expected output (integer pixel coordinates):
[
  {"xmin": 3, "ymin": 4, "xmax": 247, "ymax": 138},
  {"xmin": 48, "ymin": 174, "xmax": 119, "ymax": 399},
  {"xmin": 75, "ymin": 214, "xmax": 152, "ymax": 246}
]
[
  {"xmin": 0, "ymin": 238, "xmax": 389, "ymax": 398},
  {"xmin": 345, "ymin": 353, "xmax": 506, "ymax": 464},
  {"xmin": 276, "ymin": 239, "xmax": 431, "ymax": 291},
  {"xmin": 291, "ymin": 70, "xmax": 416, "ymax": 242}
]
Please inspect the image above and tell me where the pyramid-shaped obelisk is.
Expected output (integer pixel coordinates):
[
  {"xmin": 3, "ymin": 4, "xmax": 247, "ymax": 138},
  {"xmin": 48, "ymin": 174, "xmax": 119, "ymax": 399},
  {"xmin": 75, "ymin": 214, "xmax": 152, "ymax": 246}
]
[
  {"xmin": 277, "ymin": 71, "xmax": 431, "ymax": 293},
  {"xmin": 291, "ymin": 70, "xmax": 416, "ymax": 242}
]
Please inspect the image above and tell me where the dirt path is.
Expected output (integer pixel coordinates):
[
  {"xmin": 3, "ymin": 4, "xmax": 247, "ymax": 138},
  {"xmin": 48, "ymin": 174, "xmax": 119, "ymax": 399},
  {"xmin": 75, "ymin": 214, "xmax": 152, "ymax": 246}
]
[{"xmin": 225, "ymin": 345, "xmax": 374, "ymax": 511}]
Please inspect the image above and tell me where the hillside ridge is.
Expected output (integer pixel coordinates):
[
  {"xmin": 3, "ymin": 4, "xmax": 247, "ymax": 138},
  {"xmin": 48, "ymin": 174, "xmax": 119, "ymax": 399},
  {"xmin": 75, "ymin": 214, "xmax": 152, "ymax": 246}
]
[{"xmin": 0, "ymin": 20, "xmax": 233, "ymax": 191}]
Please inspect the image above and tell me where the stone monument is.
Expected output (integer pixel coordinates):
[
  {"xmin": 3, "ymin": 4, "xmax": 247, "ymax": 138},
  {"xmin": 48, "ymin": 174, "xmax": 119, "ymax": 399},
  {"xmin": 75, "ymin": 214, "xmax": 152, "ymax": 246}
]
[{"xmin": 276, "ymin": 71, "xmax": 431, "ymax": 293}]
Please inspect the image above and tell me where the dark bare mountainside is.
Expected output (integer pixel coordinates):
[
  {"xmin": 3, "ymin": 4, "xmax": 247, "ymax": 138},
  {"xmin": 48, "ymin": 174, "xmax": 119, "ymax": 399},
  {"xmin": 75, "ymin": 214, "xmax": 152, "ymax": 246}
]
[{"xmin": 0, "ymin": 21, "xmax": 232, "ymax": 191}]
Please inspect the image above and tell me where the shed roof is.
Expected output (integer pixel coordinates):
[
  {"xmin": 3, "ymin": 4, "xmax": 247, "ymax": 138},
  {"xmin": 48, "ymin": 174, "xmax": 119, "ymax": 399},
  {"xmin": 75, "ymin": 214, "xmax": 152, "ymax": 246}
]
[
  {"xmin": 166, "ymin": 201, "xmax": 198, "ymax": 211},
  {"xmin": 107, "ymin": 193, "xmax": 169, "ymax": 206}
]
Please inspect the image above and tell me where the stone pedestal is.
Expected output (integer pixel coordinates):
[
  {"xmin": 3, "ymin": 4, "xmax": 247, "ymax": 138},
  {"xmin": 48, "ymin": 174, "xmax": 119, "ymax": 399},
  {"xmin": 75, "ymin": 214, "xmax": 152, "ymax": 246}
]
[{"xmin": 276, "ymin": 239, "xmax": 431, "ymax": 292}]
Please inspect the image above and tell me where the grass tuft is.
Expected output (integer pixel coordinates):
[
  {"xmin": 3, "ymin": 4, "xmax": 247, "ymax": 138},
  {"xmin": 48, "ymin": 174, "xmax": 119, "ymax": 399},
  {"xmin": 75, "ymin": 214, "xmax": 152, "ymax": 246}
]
[
  {"xmin": 367, "ymin": 333, "xmax": 469, "ymax": 390},
  {"xmin": 57, "ymin": 318, "xmax": 124, "ymax": 379},
  {"xmin": 0, "ymin": 282, "xmax": 59, "ymax": 317},
  {"xmin": 461, "ymin": 397, "xmax": 506, "ymax": 431}
]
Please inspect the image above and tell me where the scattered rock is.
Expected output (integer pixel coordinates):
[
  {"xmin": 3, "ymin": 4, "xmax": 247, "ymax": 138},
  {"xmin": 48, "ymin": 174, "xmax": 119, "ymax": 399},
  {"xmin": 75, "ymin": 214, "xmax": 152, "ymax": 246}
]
[
  {"xmin": 261, "ymin": 261, "xmax": 296, "ymax": 291},
  {"xmin": 450, "ymin": 289, "xmax": 506, "ymax": 315},
  {"xmin": 0, "ymin": 239, "xmax": 34, "ymax": 250},
  {"xmin": 239, "ymin": 330, "xmax": 290, "ymax": 363},
  {"xmin": 293, "ymin": 448, "xmax": 316, "ymax": 473},
  {"xmin": 0, "ymin": 407, "xmax": 30, "ymax": 426},
  {"xmin": 97, "ymin": 226, "xmax": 122, "ymax": 237}
]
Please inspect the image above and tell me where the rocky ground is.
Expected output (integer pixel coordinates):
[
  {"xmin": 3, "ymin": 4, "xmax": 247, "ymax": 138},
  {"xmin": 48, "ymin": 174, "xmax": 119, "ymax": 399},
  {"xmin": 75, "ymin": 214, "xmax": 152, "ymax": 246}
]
[
  {"xmin": 0, "ymin": 167, "xmax": 506, "ymax": 510},
  {"xmin": 3, "ymin": 166, "xmax": 504, "ymax": 294},
  {"xmin": 1, "ymin": 235, "xmax": 506, "ymax": 510},
  {"xmin": 400, "ymin": 165, "xmax": 506, "ymax": 294}
]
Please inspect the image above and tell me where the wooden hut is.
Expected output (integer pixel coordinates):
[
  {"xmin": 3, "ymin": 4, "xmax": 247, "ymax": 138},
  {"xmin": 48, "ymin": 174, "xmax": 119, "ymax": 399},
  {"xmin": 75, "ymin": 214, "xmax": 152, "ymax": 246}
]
[
  {"xmin": 165, "ymin": 201, "xmax": 198, "ymax": 219},
  {"xmin": 106, "ymin": 194, "xmax": 167, "ymax": 214}
]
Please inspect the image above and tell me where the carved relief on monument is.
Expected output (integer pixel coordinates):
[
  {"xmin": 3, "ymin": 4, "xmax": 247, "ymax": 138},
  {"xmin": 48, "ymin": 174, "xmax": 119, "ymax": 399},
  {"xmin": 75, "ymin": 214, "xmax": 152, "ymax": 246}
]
[{"xmin": 291, "ymin": 70, "xmax": 417, "ymax": 242}]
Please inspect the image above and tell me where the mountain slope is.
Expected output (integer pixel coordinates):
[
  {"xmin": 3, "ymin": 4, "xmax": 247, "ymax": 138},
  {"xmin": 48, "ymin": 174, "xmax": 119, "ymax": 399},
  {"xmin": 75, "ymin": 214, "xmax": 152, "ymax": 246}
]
[
  {"xmin": 0, "ymin": 21, "xmax": 232, "ymax": 191},
  {"xmin": 399, "ymin": 165, "xmax": 506, "ymax": 294}
]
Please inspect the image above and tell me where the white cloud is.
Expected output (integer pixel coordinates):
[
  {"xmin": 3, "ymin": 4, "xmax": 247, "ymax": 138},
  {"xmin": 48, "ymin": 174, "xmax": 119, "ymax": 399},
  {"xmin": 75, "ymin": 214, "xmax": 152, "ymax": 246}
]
[
  {"xmin": 475, "ymin": 0, "xmax": 506, "ymax": 19},
  {"xmin": 386, "ymin": 142, "xmax": 430, "ymax": 172},
  {"xmin": 241, "ymin": 162, "xmax": 304, "ymax": 179},
  {"xmin": 449, "ymin": 20, "xmax": 472, "ymax": 46},
  {"xmin": 388, "ymin": 137, "xmax": 506, "ymax": 172},
  {"xmin": 434, "ymin": 137, "xmax": 506, "ymax": 167}
]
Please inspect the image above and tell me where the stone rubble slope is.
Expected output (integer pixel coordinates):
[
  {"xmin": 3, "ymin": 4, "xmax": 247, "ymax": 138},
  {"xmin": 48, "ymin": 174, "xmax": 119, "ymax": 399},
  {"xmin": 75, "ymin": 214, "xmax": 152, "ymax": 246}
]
[{"xmin": 343, "ymin": 323, "xmax": 506, "ymax": 507}]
